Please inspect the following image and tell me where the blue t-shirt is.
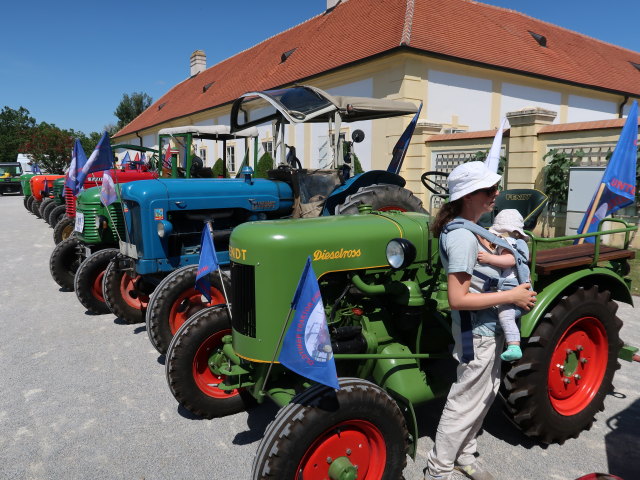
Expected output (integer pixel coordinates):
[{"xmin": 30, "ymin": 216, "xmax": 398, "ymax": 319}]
[{"xmin": 440, "ymin": 219, "xmax": 501, "ymax": 336}]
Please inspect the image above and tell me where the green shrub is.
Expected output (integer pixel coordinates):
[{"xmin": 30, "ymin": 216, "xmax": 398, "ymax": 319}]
[
  {"xmin": 255, "ymin": 152, "xmax": 274, "ymax": 178},
  {"xmin": 212, "ymin": 158, "xmax": 230, "ymax": 178}
]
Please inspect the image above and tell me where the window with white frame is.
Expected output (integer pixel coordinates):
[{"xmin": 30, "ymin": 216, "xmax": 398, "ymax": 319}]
[
  {"xmin": 262, "ymin": 140, "xmax": 274, "ymax": 159},
  {"xmin": 226, "ymin": 145, "xmax": 236, "ymax": 172},
  {"xmin": 199, "ymin": 147, "xmax": 207, "ymax": 164}
]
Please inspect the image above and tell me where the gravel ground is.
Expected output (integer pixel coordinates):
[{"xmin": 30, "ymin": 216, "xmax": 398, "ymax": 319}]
[{"xmin": 1, "ymin": 194, "xmax": 638, "ymax": 480}]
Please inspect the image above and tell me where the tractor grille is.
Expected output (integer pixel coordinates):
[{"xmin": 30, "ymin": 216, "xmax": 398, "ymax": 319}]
[
  {"xmin": 53, "ymin": 183, "xmax": 64, "ymax": 202},
  {"xmin": 77, "ymin": 204, "xmax": 125, "ymax": 244},
  {"xmin": 65, "ymin": 187, "xmax": 76, "ymax": 216},
  {"xmin": 231, "ymin": 262, "xmax": 256, "ymax": 338}
]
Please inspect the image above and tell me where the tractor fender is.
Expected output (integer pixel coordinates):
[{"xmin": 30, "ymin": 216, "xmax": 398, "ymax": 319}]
[
  {"xmin": 322, "ymin": 170, "xmax": 405, "ymax": 215},
  {"xmin": 521, "ymin": 267, "xmax": 633, "ymax": 338}
]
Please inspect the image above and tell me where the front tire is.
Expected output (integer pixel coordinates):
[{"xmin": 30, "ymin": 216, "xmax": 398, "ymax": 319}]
[
  {"xmin": 49, "ymin": 206, "xmax": 67, "ymax": 228},
  {"xmin": 41, "ymin": 201, "xmax": 58, "ymax": 226},
  {"xmin": 146, "ymin": 265, "xmax": 230, "ymax": 354},
  {"xmin": 102, "ymin": 255, "xmax": 150, "ymax": 324},
  {"xmin": 166, "ymin": 306, "xmax": 253, "ymax": 419},
  {"xmin": 74, "ymin": 248, "xmax": 119, "ymax": 314},
  {"xmin": 502, "ymin": 286, "xmax": 622, "ymax": 444},
  {"xmin": 39, "ymin": 197, "xmax": 54, "ymax": 218},
  {"xmin": 26, "ymin": 195, "xmax": 35, "ymax": 213},
  {"xmin": 49, "ymin": 236, "xmax": 84, "ymax": 290},
  {"xmin": 252, "ymin": 378, "xmax": 408, "ymax": 479},
  {"xmin": 334, "ymin": 183, "xmax": 427, "ymax": 215},
  {"xmin": 31, "ymin": 199, "xmax": 42, "ymax": 217},
  {"xmin": 53, "ymin": 216, "xmax": 75, "ymax": 244},
  {"xmin": 23, "ymin": 195, "xmax": 31, "ymax": 211}
]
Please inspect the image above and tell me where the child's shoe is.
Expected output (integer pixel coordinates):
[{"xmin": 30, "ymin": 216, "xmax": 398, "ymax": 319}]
[{"xmin": 500, "ymin": 344, "xmax": 522, "ymax": 361}]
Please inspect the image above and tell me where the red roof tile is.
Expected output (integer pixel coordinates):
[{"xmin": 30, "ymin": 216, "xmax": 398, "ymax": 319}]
[
  {"xmin": 115, "ymin": 0, "xmax": 640, "ymax": 138},
  {"xmin": 539, "ymin": 117, "xmax": 640, "ymax": 134}
]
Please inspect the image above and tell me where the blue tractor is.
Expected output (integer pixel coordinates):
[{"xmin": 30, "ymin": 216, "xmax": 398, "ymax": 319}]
[{"xmin": 103, "ymin": 86, "xmax": 425, "ymax": 355}]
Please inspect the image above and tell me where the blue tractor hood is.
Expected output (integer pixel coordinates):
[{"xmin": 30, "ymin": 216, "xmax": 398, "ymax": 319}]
[{"xmin": 120, "ymin": 178, "xmax": 294, "ymax": 212}]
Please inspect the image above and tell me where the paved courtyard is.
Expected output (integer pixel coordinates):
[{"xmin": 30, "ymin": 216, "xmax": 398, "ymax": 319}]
[{"xmin": 1, "ymin": 194, "xmax": 638, "ymax": 479}]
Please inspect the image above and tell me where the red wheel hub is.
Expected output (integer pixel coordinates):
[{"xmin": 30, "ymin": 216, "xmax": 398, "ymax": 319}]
[
  {"xmin": 168, "ymin": 287, "xmax": 226, "ymax": 335},
  {"xmin": 192, "ymin": 329, "xmax": 240, "ymax": 398},
  {"xmin": 547, "ymin": 316, "xmax": 608, "ymax": 416},
  {"xmin": 119, "ymin": 274, "xmax": 149, "ymax": 310},
  {"xmin": 91, "ymin": 269, "xmax": 106, "ymax": 303},
  {"xmin": 297, "ymin": 420, "xmax": 386, "ymax": 479}
]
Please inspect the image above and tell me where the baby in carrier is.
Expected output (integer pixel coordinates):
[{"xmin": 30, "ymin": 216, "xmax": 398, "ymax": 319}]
[{"xmin": 477, "ymin": 209, "xmax": 530, "ymax": 361}]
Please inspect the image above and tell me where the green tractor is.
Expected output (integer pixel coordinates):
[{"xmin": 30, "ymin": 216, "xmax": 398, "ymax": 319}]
[
  {"xmin": 164, "ymin": 191, "xmax": 637, "ymax": 478},
  {"xmin": 0, "ymin": 162, "xmax": 24, "ymax": 195}
]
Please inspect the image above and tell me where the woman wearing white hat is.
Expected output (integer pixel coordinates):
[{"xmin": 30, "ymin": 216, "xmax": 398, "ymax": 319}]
[{"xmin": 425, "ymin": 162, "xmax": 537, "ymax": 480}]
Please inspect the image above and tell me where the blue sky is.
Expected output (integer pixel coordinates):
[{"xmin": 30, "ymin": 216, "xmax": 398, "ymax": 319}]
[{"xmin": 1, "ymin": 0, "xmax": 638, "ymax": 135}]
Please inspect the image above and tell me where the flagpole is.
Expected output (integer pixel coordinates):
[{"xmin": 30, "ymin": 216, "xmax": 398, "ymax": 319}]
[
  {"xmin": 260, "ymin": 308, "xmax": 295, "ymax": 394},
  {"xmin": 576, "ymin": 182, "xmax": 606, "ymax": 245},
  {"xmin": 206, "ymin": 221, "xmax": 232, "ymax": 321}
]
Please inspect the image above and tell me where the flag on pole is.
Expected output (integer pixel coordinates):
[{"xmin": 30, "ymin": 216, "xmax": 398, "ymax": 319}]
[
  {"xmin": 133, "ymin": 152, "xmax": 140, "ymax": 164},
  {"xmin": 387, "ymin": 103, "xmax": 422, "ymax": 174},
  {"xmin": 31, "ymin": 163, "xmax": 42, "ymax": 174},
  {"xmin": 140, "ymin": 152, "xmax": 147, "ymax": 164},
  {"xmin": 575, "ymin": 101, "xmax": 638, "ymax": 243},
  {"xmin": 100, "ymin": 171, "xmax": 117, "ymax": 206},
  {"xmin": 278, "ymin": 257, "xmax": 339, "ymax": 390},
  {"xmin": 485, "ymin": 117, "xmax": 509, "ymax": 173},
  {"xmin": 162, "ymin": 146, "xmax": 173, "ymax": 172},
  {"xmin": 121, "ymin": 152, "xmax": 131, "ymax": 168},
  {"xmin": 195, "ymin": 225, "xmax": 220, "ymax": 302},
  {"xmin": 65, "ymin": 139, "xmax": 88, "ymax": 193},
  {"xmin": 76, "ymin": 132, "xmax": 114, "ymax": 192}
]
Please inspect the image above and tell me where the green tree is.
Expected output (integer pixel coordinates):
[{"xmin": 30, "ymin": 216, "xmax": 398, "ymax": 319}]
[
  {"xmin": 21, "ymin": 123, "xmax": 75, "ymax": 174},
  {"xmin": 212, "ymin": 158, "xmax": 231, "ymax": 178},
  {"xmin": 542, "ymin": 149, "xmax": 576, "ymax": 212},
  {"xmin": 114, "ymin": 92, "xmax": 153, "ymax": 129},
  {"xmin": 0, "ymin": 106, "xmax": 36, "ymax": 162},
  {"xmin": 254, "ymin": 152, "xmax": 274, "ymax": 178}
]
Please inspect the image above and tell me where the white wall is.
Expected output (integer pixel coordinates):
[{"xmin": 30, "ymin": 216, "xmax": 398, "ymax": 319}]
[
  {"xmin": 567, "ymin": 95, "xmax": 617, "ymax": 122},
  {"xmin": 500, "ymin": 83, "xmax": 561, "ymax": 122},
  {"xmin": 427, "ymin": 70, "xmax": 492, "ymax": 131}
]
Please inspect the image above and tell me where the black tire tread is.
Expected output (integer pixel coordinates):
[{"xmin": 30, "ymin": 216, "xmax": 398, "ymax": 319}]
[
  {"xmin": 334, "ymin": 183, "xmax": 427, "ymax": 215},
  {"xmin": 102, "ymin": 255, "xmax": 146, "ymax": 324},
  {"xmin": 48, "ymin": 206, "xmax": 67, "ymax": 228},
  {"xmin": 74, "ymin": 248, "xmax": 119, "ymax": 314},
  {"xmin": 165, "ymin": 306, "xmax": 252, "ymax": 419},
  {"xmin": 252, "ymin": 377, "xmax": 408, "ymax": 479},
  {"xmin": 49, "ymin": 236, "xmax": 82, "ymax": 290},
  {"xmin": 53, "ymin": 216, "xmax": 75, "ymax": 244}
]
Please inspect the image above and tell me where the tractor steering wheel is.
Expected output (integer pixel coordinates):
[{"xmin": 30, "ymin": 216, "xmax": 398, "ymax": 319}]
[{"xmin": 420, "ymin": 171, "xmax": 449, "ymax": 196}]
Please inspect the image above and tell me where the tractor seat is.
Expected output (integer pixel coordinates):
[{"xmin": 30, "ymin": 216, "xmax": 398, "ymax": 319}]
[{"xmin": 477, "ymin": 188, "xmax": 548, "ymax": 231}]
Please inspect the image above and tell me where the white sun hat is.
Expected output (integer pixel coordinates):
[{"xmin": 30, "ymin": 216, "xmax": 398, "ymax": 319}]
[
  {"xmin": 447, "ymin": 161, "xmax": 502, "ymax": 202},
  {"xmin": 489, "ymin": 208, "xmax": 529, "ymax": 240}
]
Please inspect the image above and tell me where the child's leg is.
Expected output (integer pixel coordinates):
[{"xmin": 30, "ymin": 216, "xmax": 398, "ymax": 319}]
[{"xmin": 498, "ymin": 305, "xmax": 522, "ymax": 361}]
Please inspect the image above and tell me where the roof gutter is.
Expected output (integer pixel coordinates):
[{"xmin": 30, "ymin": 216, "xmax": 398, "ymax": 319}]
[{"xmin": 618, "ymin": 95, "xmax": 629, "ymax": 118}]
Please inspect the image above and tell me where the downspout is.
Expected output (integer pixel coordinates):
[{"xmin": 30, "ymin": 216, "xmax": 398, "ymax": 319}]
[
  {"xmin": 135, "ymin": 131, "xmax": 143, "ymax": 147},
  {"xmin": 618, "ymin": 95, "xmax": 629, "ymax": 118}
]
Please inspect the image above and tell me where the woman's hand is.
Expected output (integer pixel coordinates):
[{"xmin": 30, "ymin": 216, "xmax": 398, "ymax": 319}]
[{"xmin": 510, "ymin": 283, "xmax": 537, "ymax": 311}]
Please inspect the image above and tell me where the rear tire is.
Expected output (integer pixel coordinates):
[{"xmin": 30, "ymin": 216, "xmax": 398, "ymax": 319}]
[
  {"xmin": 502, "ymin": 286, "xmax": 622, "ymax": 444},
  {"xmin": 74, "ymin": 248, "xmax": 119, "ymax": 314},
  {"xmin": 165, "ymin": 306, "xmax": 253, "ymax": 419},
  {"xmin": 49, "ymin": 236, "xmax": 84, "ymax": 290},
  {"xmin": 102, "ymin": 255, "xmax": 150, "ymax": 324},
  {"xmin": 49, "ymin": 206, "xmax": 67, "ymax": 228},
  {"xmin": 53, "ymin": 216, "xmax": 75, "ymax": 244},
  {"xmin": 334, "ymin": 183, "xmax": 427, "ymax": 215},
  {"xmin": 252, "ymin": 378, "xmax": 408, "ymax": 479},
  {"xmin": 146, "ymin": 265, "xmax": 230, "ymax": 355}
]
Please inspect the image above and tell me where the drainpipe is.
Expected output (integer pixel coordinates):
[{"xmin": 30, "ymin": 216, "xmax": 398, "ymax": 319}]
[{"xmin": 618, "ymin": 95, "xmax": 629, "ymax": 118}]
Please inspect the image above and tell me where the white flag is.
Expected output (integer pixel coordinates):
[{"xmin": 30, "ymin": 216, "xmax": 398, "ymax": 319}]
[{"xmin": 485, "ymin": 117, "xmax": 509, "ymax": 173}]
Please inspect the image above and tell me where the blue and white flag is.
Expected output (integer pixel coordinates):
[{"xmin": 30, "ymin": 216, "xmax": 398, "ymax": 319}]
[
  {"xmin": 100, "ymin": 171, "xmax": 117, "ymax": 206},
  {"xmin": 195, "ymin": 225, "xmax": 220, "ymax": 302},
  {"xmin": 576, "ymin": 101, "xmax": 638, "ymax": 243},
  {"xmin": 65, "ymin": 139, "xmax": 88, "ymax": 193},
  {"xmin": 278, "ymin": 257, "xmax": 339, "ymax": 390},
  {"xmin": 121, "ymin": 152, "xmax": 131, "ymax": 168},
  {"xmin": 31, "ymin": 163, "xmax": 42, "ymax": 174},
  {"xmin": 76, "ymin": 132, "xmax": 114, "ymax": 191},
  {"xmin": 387, "ymin": 103, "xmax": 422, "ymax": 174},
  {"xmin": 140, "ymin": 152, "xmax": 147, "ymax": 164},
  {"xmin": 485, "ymin": 117, "xmax": 508, "ymax": 173}
]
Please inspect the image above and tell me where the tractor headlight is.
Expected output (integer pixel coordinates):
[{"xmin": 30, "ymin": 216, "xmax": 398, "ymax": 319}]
[
  {"xmin": 157, "ymin": 220, "xmax": 173, "ymax": 238},
  {"xmin": 385, "ymin": 238, "xmax": 416, "ymax": 270}
]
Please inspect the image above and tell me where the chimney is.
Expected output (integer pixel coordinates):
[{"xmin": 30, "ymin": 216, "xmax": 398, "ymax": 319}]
[
  {"xmin": 327, "ymin": 0, "xmax": 345, "ymax": 10},
  {"xmin": 190, "ymin": 50, "xmax": 206, "ymax": 77}
]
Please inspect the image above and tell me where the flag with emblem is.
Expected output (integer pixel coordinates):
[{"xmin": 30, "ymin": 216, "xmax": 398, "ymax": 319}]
[{"xmin": 195, "ymin": 225, "xmax": 220, "ymax": 302}]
